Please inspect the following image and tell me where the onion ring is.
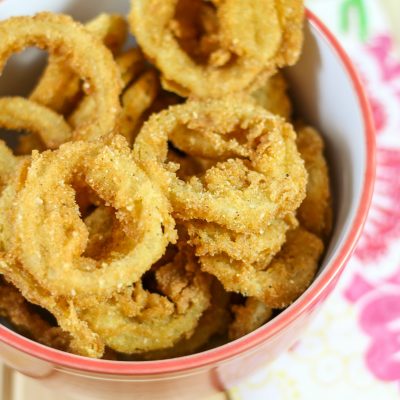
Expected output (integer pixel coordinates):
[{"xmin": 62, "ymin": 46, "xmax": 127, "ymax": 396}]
[
  {"xmin": 200, "ymin": 227, "xmax": 324, "ymax": 308},
  {"xmin": 30, "ymin": 13, "xmax": 127, "ymax": 115},
  {"xmin": 115, "ymin": 48, "xmax": 147, "ymax": 87},
  {"xmin": 130, "ymin": 279, "xmax": 230, "ymax": 360},
  {"xmin": 251, "ymin": 72, "xmax": 292, "ymax": 120},
  {"xmin": 0, "ymin": 13, "xmax": 122, "ymax": 141},
  {"xmin": 297, "ymin": 126, "xmax": 333, "ymax": 240},
  {"xmin": 68, "ymin": 48, "xmax": 146, "ymax": 134},
  {"xmin": 0, "ymin": 256, "xmax": 104, "ymax": 358},
  {"xmin": 118, "ymin": 69, "xmax": 160, "ymax": 144},
  {"xmin": 185, "ymin": 214, "xmax": 297, "ymax": 266},
  {"xmin": 80, "ymin": 245, "xmax": 211, "ymax": 354},
  {"xmin": 0, "ymin": 97, "xmax": 72, "ymax": 151},
  {"xmin": 134, "ymin": 98, "xmax": 307, "ymax": 233},
  {"xmin": 0, "ymin": 280, "xmax": 70, "ymax": 351},
  {"xmin": 0, "ymin": 141, "xmax": 19, "ymax": 192},
  {"xmin": 82, "ymin": 206, "xmax": 116, "ymax": 259},
  {"xmin": 13, "ymin": 135, "xmax": 176, "ymax": 301},
  {"xmin": 129, "ymin": 0, "xmax": 304, "ymax": 97},
  {"xmin": 0, "ymin": 157, "xmax": 103, "ymax": 358},
  {"xmin": 229, "ymin": 298, "xmax": 273, "ymax": 340}
]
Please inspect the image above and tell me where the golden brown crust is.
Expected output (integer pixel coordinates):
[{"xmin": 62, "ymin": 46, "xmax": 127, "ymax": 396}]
[
  {"xmin": 297, "ymin": 126, "xmax": 333, "ymax": 240},
  {"xmin": 129, "ymin": 0, "xmax": 304, "ymax": 97},
  {"xmin": 30, "ymin": 13, "xmax": 127, "ymax": 115}
]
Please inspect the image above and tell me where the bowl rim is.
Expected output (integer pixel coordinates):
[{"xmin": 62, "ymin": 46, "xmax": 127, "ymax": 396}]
[{"xmin": 0, "ymin": 8, "xmax": 376, "ymax": 376}]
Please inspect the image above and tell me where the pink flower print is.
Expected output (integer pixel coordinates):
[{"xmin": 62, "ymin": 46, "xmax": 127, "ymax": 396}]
[
  {"xmin": 368, "ymin": 95, "xmax": 387, "ymax": 133},
  {"xmin": 345, "ymin": 271, "xmax": 400, "ymax": 382},
  {"xmin": 359, "ymin": 289, "xmax": 400, "ymax": 381},
  {"xmin": 343, "ymin": 272, "xmax": 375, "ymax": 303},
  {"xmin": 367, "ymin": 35, "xmax": 400, "ymax": 82},
  {"xmin": 355, "ymin": 148, "xmax": 400, "ymax": 262}
]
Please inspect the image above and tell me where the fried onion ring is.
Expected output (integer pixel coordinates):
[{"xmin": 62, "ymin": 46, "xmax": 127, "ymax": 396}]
[
  {"xmin": 118, "ymin": 69, "xmax": 160, "ymax": 144},
  {"xmin": 0, "ymin": 97, "xmax": 72, "ymax": 151},
  {"xmin": 80, "ymin": 245, "xmax": 211, "ymax": 354},
  {"xmin": 200, "ymin": 228, "xmax": 324, "ymax": 308},
  {"xmin": 131, "ymin": 279, "xmax": 230, "ymax": 360},
  {"xmin": 251, "ymin": 72, "xmax": 292, "ymax": 120},
  {"xmin": 134, "ymin": 98, "xmax": 307, "ymax": 233},
  {"xmin": 297, "ymin": 126, "xmax": 333, "ymax": 240},
  {"xmin": 0, "ymin": 13, "xmax": 122, "ymax": 141},
  {"xmin": 185, "ymin": 214, "xmax": 298, "ymax": 266},
  {"xmin": 0, "ymin": 280, "xmax": 70, "ymax": 351},
  {"xmin": 0, "ymin": 157, "xmax": 103, "ymax": 358},
  {"xmin": 68, "ymin": 48, "xmax": 146, "ymax": 136},
  {"xmin": 13, "ymin": 135, "xmax": 176, "ymax": 301},
  {"xmin": 229, "ymin": 298, "xmax": 273, "ymax": 340},
  {"xmin": 0, "ymin": 141, "xmax": 19, "ymax": 191},
  {"xmin": 0, "ymin": 255, "xmax": 104, "ymax": 358},
  {"xmin": 30, "ymin": 13, "xmax": 127, "ymax": 115},
  {"xmin": 129, "ymin": 0, "xmax": 304, "ymax": 97}
]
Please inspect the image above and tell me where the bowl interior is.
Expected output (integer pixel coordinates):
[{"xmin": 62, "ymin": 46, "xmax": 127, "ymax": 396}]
[
  {"xmin": 287, "ymin": 19, "xmax": 367, "ymax": 282},
  {"xmin": 0, "ymin": 0, "xmax": 371, "ymax": 371}
]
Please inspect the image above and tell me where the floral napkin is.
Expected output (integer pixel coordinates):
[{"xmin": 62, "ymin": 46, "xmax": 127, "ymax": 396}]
[{"xmin": 228, "ymin": 1, "xmax": 400, "ymax": 398}]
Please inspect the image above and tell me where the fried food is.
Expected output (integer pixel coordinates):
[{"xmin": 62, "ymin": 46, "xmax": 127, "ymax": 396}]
[
  {"xmin": 229, "ymin": 298, "xmax": 273, "ymax": 340},
  {"xmin": 134, "ymin": 97, "xmax": 307, "ymax": 233},
  {"xmin": 167, "ymin": 148, "xmax": 209, "ymax": 181},
  {"xmin": 0, "ymin": 1, "xmax": 333, "ymax": 361},
  {"xmin": 200, "ymin": 228, "xmax": 324, "ymax": 308},
  {"xmin": 30, "ymin": 13, "xmax": 127, "ymax": 115},
  {"xmin": 68, "ymin": 48, "xmax": 147, "ymax": 138},
  {"xmin": 13, "ymin": 136, "xmax": 176, "ymax": 302},
  {"xmin": 118, "ymin": 69, "xmax": 160, "ymax": 144},
  {"xmin": 0, "ymin": 280, "xmax": 70, "ymax": 351},
  {"xmin": 0, "ymin": 13, "xmax": 122, "ymax": 141},
  {"xmin": 0, "ymin": 255, "xmax": 105, "ymax": 358},
  {"xmin": 251, "ymin": 72, "xmax": 292, "ymax": 120},
  {"xmin": 185, "ymin": 215, "xmax": 298, "ymax": 266},
  {"xmin": 297, "ymin": 126, "xmax": 333, "ymax": 240},
  {"xmin": 81, "ymin": 245, "xmax": 211, "ymax": 354},
  {"xmin": 132, "ymin": 280, "xmax": 230, "ymax": 360},
  {"xmin": 0, "ymin": 97, "xmax": 72, "ymax": 153},
  {"xmin": 129, "ymin": 0, "xmax": 304, "ymax": 97},
  {"xmin": 0, "ymin": 154, "xmax": 104, "ymax": 357},
  {"xmin": 115, "ymin": 48, "xmax": 147, "ymax": 87},
  {"xmin": 0, "ymin": 141, "xmax": 19, "ymax": 191}
]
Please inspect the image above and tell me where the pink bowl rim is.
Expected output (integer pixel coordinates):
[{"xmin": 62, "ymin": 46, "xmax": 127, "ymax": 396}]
[{"xmin": 0, "ymin": 9, "xmax": 376, "ymax": 376}]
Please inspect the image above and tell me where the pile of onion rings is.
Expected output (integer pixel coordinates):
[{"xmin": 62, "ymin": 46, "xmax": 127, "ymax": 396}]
[{"xmin": 0, "ymin": 0, "xmax": 333, "ymax": 360}]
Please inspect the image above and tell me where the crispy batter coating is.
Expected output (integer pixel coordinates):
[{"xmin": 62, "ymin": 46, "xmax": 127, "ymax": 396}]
[
  {"xmin": 200, "ymin": 228, "xmax": 324, "ymax": 308},
  {"xmin": 0, "ymin": 3, "xmax": 334, "ymax": 360},
  {"xmin": 30, "ymin": 13, "xmax": 127, "ymax": 115},
  {"xmin": 0, "ymin": 13, "xmax": 122, "ymax": 141},
  {"xmin": 251, "ymin": 72, "xmax": 292, "ymax": 120},
  {"xmin": 68, "ymin": 48, "xmax": 147, "ymax": 140},
  {"xmin": 297, "ymin": 126, "xmax": 333, "ymax": 240},
  {"xmin": 80, "ymin": 246, "xmax": 211, "ymax": 354},
  {"xmin": 0, "ymin": 141, "xmax": 19, "ymax": 192},
  {"xmin": 129, "ymin": 0, "xmax": 304, "ymax": 97},
  {"xmin": 0, "ymin": 159, "xmax": 103, "ymax": 357},
  {"xmin": 229, "ymin": 298, "xmax": 273, "ymax": 340},
  {"xmin": 167, "ymin": 148, "xmax": 209, "ymax": 181},
  {"xmin": 118, "ymin": 69, "xmax": 160, "ymax": 144},
  {"xmin": 0, "ymin": 281, "xmax": 70, "ymax": 351},
  {"xmin": 0, "ymin": 97, "xmax": 71, "ymax": 152},
  {"xmin": 0, "ymin": 256, "xmax": 105, "ymax": 358},
  {"xmin": 134, "ymin": 98, "xmax": 307, "ymax": 233},
  {"xmin": 185, "ymin": 214, "xmax": 298, "ymax": 266},
  {"xmin": 13, "ymin": 136, "xmax": 176, "ymax": 302},
  {"xmin": 131, "ymin": 279, "xmax": 230, "ymax": 360}
]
